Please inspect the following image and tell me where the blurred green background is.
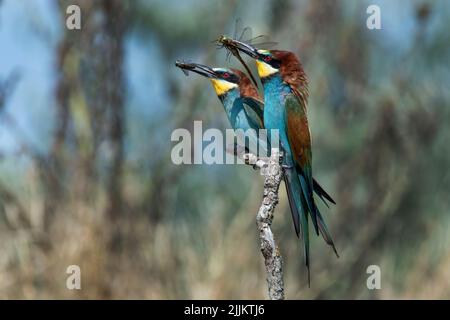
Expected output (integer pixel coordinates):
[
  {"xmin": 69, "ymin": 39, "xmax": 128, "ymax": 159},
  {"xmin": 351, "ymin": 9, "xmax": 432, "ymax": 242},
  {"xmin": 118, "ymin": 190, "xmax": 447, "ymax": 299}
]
[{"xmin": 0, "ymin": 0, "xmax": 449, "ymax": 299}]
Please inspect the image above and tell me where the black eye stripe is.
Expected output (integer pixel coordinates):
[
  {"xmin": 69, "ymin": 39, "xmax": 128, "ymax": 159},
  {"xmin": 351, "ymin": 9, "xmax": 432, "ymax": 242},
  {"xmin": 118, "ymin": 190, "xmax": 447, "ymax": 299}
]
[
  {"xmin": 221, "ymin": 73, "xmax": 239, "ymax": 84},
  {"xmin": 260, "ymin": 56, "xmax": 280, "ymax": 69}
]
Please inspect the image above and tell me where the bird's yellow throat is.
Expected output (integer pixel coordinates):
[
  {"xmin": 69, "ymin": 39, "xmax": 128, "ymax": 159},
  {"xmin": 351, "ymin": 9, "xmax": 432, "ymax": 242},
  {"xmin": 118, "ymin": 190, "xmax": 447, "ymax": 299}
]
[
  {"xmin": 210, "ymin": 79, "xmax": 238, "ymax": 96},
  {"xmin": 256, "ymin": 60, "xmax": 278, "ymax": 78}
]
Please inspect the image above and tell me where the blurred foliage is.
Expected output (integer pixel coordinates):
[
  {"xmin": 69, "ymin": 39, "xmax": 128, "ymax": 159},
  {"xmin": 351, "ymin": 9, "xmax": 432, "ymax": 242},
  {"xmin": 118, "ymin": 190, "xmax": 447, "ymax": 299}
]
[{"xmin": 0, "ymin": 0, "xmax": 450, "ymax": 299}]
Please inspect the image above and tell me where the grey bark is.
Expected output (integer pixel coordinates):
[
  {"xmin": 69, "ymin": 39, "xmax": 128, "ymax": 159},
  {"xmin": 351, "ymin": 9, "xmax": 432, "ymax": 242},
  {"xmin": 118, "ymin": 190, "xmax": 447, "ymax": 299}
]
[{"xmin": 244, "ymin": 148, "xmax": 285, "ymax": 300}]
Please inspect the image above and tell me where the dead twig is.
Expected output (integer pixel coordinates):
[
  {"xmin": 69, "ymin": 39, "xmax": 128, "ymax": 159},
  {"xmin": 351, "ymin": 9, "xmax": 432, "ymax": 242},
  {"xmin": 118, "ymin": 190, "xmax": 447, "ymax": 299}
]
[{"xmin": 243, "ymin": 148, "xmax": 285, "ymax": 300}]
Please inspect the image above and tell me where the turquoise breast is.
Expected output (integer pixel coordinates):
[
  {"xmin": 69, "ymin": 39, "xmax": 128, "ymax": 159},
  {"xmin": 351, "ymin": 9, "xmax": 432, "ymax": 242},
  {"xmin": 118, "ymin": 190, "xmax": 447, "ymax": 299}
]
[{"xmin": 262, "ymin": 74, "xmax": 292, "ymax": 160}]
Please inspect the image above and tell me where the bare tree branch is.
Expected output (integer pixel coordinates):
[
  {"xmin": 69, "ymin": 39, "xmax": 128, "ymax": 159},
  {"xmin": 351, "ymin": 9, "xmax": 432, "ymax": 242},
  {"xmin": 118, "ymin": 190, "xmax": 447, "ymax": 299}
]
[{"xmin": 244, "ymin": 148, "xmax": 285, "ymax": 300}]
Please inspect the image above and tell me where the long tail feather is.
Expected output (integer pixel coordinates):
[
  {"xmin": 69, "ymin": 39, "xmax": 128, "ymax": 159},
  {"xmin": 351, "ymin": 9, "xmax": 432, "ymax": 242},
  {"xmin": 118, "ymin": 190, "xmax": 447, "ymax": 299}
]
[
  {"xmin": 284, "ymin": 168, "xmax": 310, "ymax": 286},
  {"xmin": 313, "ymin": 178, "xmax": 336, "ymax": 206},
  {"xmin": 299, "ymin": 190, "xmax": 311, "ymax": 287},
  {"xmin": 284, "ymin": 174, "xmax": 300, "ymax": 237},
  {"xmin": 299, "ymin": 172, "xmax": 319, "ymax": 235},
  {"xmin": 316, "ymin": 207, "xmax": 339, "ymax": 258}
]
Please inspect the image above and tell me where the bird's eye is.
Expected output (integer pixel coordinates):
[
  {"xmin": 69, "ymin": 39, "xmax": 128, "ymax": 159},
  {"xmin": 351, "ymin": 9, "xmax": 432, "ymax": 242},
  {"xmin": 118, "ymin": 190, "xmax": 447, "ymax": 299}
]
[
  {"xmin": 264, "ymin": 56, "xmax": 271, "ymax": 62},
  {"xmin": 223, "ymin": 72, "xmax": 230, "ymax": 78}
]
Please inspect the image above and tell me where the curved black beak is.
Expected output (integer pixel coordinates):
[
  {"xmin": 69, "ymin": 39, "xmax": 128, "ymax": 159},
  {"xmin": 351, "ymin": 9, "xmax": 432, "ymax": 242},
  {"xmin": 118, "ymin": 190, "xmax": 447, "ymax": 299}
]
[
  {"xmin": 226, "ymin": 39, "xmax": 259, "ymax": 59},
  {"xmin": 175, "ymin": 61, "xmax": 218, "ymax": 78}
]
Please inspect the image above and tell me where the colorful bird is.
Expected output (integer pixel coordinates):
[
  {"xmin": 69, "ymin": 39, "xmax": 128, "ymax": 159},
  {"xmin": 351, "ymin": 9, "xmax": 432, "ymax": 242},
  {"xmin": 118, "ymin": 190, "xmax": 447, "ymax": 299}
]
[
  {"xmin": 175, "ymin": 61, "xmax": 265, "ymax": 155},
  {"xmin": 225, "ymin": 39, "xmax": 338, "ymax": 284}
]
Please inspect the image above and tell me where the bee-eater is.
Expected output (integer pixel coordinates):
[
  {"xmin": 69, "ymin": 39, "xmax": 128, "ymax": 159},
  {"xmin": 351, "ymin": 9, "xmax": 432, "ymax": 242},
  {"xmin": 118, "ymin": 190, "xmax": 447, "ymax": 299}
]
[
  {"xmin": 227, "ymin": 40, "xmax": 338, "ymax": 283},
  {"xmin": 175, "ymin": 61, "xmax": 265, "ymax": 155}
]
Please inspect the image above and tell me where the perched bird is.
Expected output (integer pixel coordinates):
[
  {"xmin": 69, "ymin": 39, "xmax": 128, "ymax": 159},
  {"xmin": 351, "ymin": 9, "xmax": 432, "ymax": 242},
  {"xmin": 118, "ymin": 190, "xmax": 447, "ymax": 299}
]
[
  {"xmin": 175, "ymin": 61, "xmax": 335, "ymax": 245},
  {"xmin": 227, "ymin": 40, "xmax": 338, "ymax": 284},
  {"xmin": 175, "ymin": 61, "xmax": 265, "ymax": 155}
]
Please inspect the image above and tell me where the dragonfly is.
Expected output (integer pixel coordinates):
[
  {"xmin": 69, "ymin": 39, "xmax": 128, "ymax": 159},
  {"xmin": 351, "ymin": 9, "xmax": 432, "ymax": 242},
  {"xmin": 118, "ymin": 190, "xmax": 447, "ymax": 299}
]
[{"xmin": 215, "ymin": 18, "xmax": 277, "ymax": 88}]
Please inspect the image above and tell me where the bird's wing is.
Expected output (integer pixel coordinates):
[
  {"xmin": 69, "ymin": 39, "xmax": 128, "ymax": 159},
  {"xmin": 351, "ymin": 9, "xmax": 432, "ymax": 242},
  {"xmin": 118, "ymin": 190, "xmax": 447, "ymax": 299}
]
[
  {"xmin": 284, "ymin": 93, "xmax": 318, "ymax": 234},
  {"xmin": 229, "ymin": 98, "xmax": 244, "ymax": 128},
  {"xmin": 284, "ymin": 94, "xmax": 311, "ymax": 169},
  {"xmin": 241, "ymin": 97, "xmax": 268, "ymax": 154},
  {"xmin": 242, "ymin": 97, "xmax": 264, "ymax": 129},
  {"xmin": 285, "ymin": 93, "xmax": 339, "ymax": 257}
]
